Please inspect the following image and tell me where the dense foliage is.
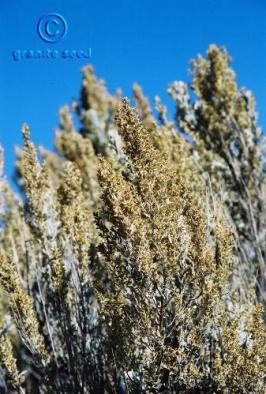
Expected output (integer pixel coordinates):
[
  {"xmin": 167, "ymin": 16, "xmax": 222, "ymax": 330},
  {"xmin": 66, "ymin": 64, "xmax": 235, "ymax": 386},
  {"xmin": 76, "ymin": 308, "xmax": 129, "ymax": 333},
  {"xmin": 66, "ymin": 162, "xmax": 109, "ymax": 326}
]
[{"xmin": 0, "ymin": 45, "xmax": 265, "ymax": 393}]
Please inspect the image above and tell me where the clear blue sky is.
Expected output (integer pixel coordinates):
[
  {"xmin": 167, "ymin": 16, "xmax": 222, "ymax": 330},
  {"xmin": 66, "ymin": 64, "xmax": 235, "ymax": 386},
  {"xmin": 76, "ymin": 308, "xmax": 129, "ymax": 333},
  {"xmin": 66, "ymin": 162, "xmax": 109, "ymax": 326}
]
[{"xmin": 0, "ymin": 0, "xmax": 265, "ymax": 180}]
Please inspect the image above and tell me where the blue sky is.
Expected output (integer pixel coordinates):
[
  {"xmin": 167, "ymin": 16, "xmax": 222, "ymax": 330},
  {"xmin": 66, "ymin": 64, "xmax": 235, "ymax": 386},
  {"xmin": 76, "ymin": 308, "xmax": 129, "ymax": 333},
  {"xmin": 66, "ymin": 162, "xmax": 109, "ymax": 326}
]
[{"xmin": 0, "ymin": 0, "xmax": 265, "ymax": 180}]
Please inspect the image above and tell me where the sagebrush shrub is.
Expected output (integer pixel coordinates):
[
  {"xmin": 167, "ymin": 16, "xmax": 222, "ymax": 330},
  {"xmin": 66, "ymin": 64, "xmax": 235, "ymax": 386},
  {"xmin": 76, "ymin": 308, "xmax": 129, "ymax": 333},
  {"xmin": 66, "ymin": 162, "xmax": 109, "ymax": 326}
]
[{"xmin": 0, "ymin": 45, "xmax": 265, "ymax": 393}]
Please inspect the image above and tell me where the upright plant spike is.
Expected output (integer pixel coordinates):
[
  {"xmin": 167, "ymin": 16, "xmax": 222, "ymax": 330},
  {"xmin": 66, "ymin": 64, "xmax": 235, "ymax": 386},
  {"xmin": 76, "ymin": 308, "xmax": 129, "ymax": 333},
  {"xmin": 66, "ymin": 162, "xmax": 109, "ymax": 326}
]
[
  {"xmin": 133, "ymin": 84, "xmax": 156, "ymax": 129},
  {"xmin": 169, "ymin": 44, "xmax": 266, "ymax": 303}
]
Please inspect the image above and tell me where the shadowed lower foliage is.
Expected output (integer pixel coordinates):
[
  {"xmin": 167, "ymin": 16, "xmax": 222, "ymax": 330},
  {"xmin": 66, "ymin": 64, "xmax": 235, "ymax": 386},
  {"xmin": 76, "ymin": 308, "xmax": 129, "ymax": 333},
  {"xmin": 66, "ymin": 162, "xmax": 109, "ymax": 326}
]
[{"xmin": 0, "ymin": 45, "xmax": 265, "ymax": 393}]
